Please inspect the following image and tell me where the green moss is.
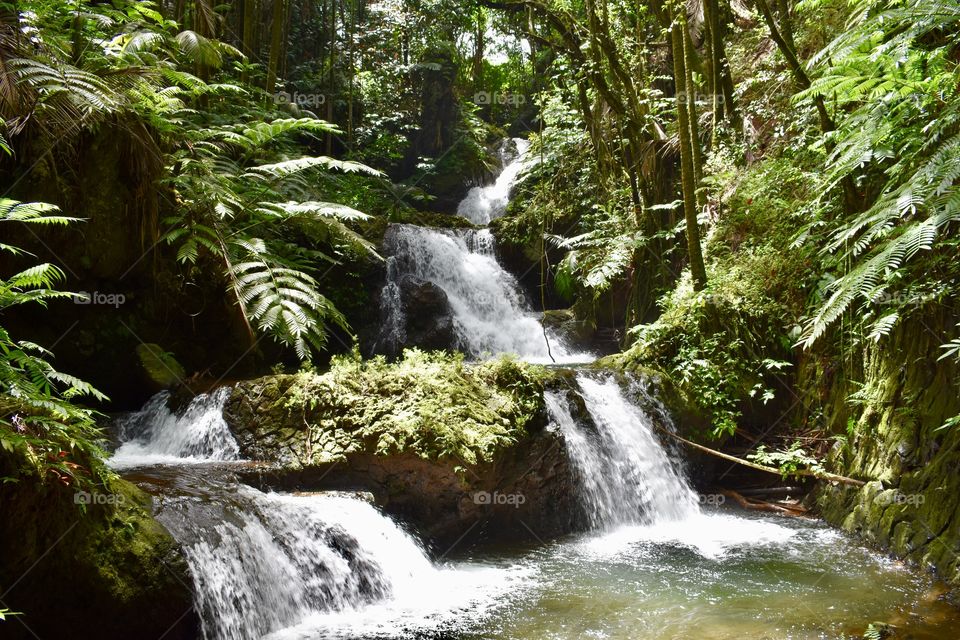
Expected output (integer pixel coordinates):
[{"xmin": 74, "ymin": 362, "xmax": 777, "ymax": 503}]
[
  {"xmin": 280, "ymin": 350, "xmax": 547, "ymax": 466},
  {"xmin": 0, "ymin": 455, "xmax": 194, "ymax": 637}
]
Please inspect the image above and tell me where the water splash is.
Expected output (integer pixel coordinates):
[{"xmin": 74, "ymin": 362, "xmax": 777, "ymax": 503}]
[
  {"xmin": 110, "ymin": 388, "xmax": 239, "ymax": 468},
  {"xmin": 548, "ymin": 374, "xmax": 795, "ymax": 558},
  {"xmin": 548, "ymin": 375, "xmax": 699, "ymax": 528},
  {"xmin": 378, "ymin": 224, "xmax": 590, "ymax": 363},
  {"xmin": 457, "ymin": 138, "xmax": 531, "ymax": 224},
  {"xmin": 159, "ymin": 487, "xmax": 523, "ymax": 640}
]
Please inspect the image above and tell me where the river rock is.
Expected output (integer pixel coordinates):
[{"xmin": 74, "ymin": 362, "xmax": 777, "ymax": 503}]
[
  {"xmin": 0, "ymin": 474, "xmax": 198, "ymax": 640},
  {"xmin": 397, "ymin": 274, "xmax": 457, "ymax": 351},
  {"xmin": 222, "ymin": 357, "xmax": 585, "ymax": 546}
]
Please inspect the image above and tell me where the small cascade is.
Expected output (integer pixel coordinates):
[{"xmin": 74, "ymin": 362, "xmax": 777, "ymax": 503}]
[
  {"xmin": 158, "ymin": 487, "xmax": 438, "ymax": 640},
  {"xmin": 379, "ymin": 224, "xmax": 580, "ymax": 361},
  {"xmin": 110, "ymin": 388, "xmax": 239, "ymax": 467},
  {"xmin": 376, "ymin": 136, "xmax": 594, "ymax": 363},
  {"xmin": 548, "ymin": 373, "xmax": 796, "ymax": 557},
  {"xmin": 457, "ymin": 138, "xmax": 531, "ymax": 224},
  {"xmin": 547, "ymin": 375, "xmax": 699, "ymax": 529}
]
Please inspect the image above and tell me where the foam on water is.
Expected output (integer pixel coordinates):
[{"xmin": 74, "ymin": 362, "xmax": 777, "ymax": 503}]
[{"xmin": 158, "ymin": 486, "xmax": 529, "ymax": 640}]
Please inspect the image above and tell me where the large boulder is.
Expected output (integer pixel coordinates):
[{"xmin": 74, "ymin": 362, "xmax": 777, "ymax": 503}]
[
  {"xmin": 222, "ymin": 353, "xmax": 581, "ymax": 545},
  {"xmin": 398, "ymin": 274, "xmax": 457, "ymax": 351}
]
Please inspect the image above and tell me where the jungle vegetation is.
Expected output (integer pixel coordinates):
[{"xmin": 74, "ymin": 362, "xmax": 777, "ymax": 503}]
[{"xmin": 0, "ymin": 0, "xmax": 958, "ymax": 502}]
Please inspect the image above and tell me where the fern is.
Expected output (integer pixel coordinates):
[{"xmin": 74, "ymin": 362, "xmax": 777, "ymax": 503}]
[
  {"xmin": 800, "ymin": 0, "xmax": 960, "ymax": 347},
  {"xmin": 244, "ymin": 156, "xmax": 383, "ymax": 181},
  {"xmin": 136, "ymin": 344, "xmax": 187, "ymax": 388},
  {"xmin": 228, "ymin": 239, "xmax": 348, "ymax": 360}
]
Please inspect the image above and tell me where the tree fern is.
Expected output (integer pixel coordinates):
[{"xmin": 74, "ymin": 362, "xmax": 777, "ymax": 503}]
[
  {"xmin": 799, "ymin": 0, "xmax": 960, "ymax": 346},
  {"xmin": 228, "ymin": 239, "xmax": 348, "ymax": 360}
]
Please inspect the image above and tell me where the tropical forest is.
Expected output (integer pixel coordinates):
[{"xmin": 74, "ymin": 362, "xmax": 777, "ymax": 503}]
[{"xmin": 1, "ymin": 0, "xmax": 959, "ymax": 638}]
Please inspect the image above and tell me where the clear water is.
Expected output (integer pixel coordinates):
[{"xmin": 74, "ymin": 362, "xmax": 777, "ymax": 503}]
[{"xmin": 260, "ymin": 511, "xmax": 959, "ymax": 640}]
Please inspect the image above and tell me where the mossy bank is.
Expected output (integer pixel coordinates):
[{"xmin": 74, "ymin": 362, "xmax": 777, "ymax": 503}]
[{"xmin": 0, "ymin": 460, "xmax": 197, "ymax": 640}]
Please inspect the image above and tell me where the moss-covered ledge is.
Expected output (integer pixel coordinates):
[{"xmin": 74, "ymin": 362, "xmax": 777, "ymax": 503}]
[
  {"xmin": 0, "ymin": 472, "xmax": 197, "ymax": 640},
  {"xmin": 223, "ymin": 351, "xmax": 580, "ymax": 544},
  {"xmin": 809, "ymin": 313, "xmax": 960, "ymax": 589}
]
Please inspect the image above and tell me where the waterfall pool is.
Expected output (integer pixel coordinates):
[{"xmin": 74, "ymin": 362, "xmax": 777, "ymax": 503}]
[{"xmin": 112, "ymin": 379, "xmax": 960, "ymax": 640}]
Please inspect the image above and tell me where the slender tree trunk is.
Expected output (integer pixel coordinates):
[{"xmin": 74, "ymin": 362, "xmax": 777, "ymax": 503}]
[
  {"xmin": 472, "ymin": 9, "xmax": 485, "ymax": 91},
  {"xmin": 681, "ymin": 18, "xmax": 704, "ymax": 200},
  {"xmin": 71, "ymin": 1, "xmax": 84, "ymax": 63},
  {"xmin": 670, "ymin": 0, "xmax": 707, "ymax": 291},
  {"xmin": 265, "ymin": 0, "xmax": 286, "ymax": 95},
  {"xmin": 754, "ymin": 0, "xmax": 860, "ymax": 213},
  {"xmin": 325, "ymin": 0, "xmax": 337, "ymax": 153},
  {"xmin": 241, "ymin": 0, "xmax": 257, "ymax": 83}
]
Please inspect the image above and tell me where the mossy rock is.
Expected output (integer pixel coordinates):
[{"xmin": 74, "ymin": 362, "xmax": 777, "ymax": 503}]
[
  {"xmin": 224, "ymin": 350, "xmax": 548, "ymax": 467},
  {"xmin": 0, "ymin": 470, "xmax": 196, "ymax": 640}
]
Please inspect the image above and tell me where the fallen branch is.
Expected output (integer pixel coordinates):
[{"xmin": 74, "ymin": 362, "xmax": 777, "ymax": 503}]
[
  {"xmin": 654, "ymin": 425, "xmax": 866, "ymax": 487},
  {"xmin": 736, "ymin": 486, "xmax": 803, "ymax": 498},
  {"xmin": 720, "ymin": 489, "xmax": 810, "ymax": 518}
]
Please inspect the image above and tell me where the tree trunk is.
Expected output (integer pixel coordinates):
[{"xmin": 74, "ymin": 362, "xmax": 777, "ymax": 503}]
[
  {"xmin": 754, "ymin": 0, "xmax": 860, "ymax": 214},
  {"xmin": 681, "ymin": 17, "xmax": 704, "ymax": 200},
  {"xmin": 265, "ymin": 0, "xmax": 286, "ymax": 96},
  {"xmin": 670, "ymin": 0, "xmax": 707, "ymax": 291},
  {"xmin": 241, "ymin": 0, "xmax": 257, "ymax": 83}
]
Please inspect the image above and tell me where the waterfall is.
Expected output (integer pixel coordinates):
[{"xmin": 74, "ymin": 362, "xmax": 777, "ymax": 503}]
[
  {"xmin": 110, "ymin": 388, "xmax": 239, "ymax": 468},
  {"xmin": 376, "ymin": 136, "xmax": 594, "ymax": 363},
  {"xmin": 547, "ymin": 375, "xmax": 699, "ymax": 529},
  {"xmin": 379, "ymin": 224, "xmax": 585, "ymax": 361},
  {"xmin": 457, "ymin": 138, "xmax": 531, "ymax": 224},
  {"xmin": 158, "ymin": 487, "xmax": 438, "ymax": 640},
  {"xmin": 548, "ymin": 373, "xmax": 795, "ymax": 557}
]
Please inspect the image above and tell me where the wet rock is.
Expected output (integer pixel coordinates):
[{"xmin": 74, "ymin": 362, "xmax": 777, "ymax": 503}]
[
  {"xmin": 397, "ymin": 274, "xmax": 457, "ymax": 351},
  {"xmin": 0, "ymin": 475, "xmax": 198, "ymax": 640},
  {"xmin": 222, "ymin": 361, "xmax": 585, "ymax": 546},
  {"xmin": 811, "ymin": 312, "xmax": 960, "ymax": 592}
]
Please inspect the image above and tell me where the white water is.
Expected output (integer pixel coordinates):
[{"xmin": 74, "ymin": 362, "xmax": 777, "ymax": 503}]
[
  {"xmin": 161, "ymin": 486, "xmax": 525, "ymax": 640},
  {"xmin": 549, "ymin": 374, "xmax": 795, "ymax": 558},
  {"xmin": 457, "ymin": 138, "xmax": 531, "ymax": 224},
  {"xmin": 380, "ymin": 225, "xmax": 589, "ymax": 363},
  {"xmin": 110, "ymin": 388, "xmax": 239, "ymax": 468},
  {"xmin": 378, "ymin": 136, "xmax": 593, "ymax": 363}
]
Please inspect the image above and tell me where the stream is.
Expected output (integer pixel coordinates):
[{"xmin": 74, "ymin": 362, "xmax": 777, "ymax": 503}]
[{"xmin": 110, "ymin": 140, "xmax": 960, "ymax": 640}]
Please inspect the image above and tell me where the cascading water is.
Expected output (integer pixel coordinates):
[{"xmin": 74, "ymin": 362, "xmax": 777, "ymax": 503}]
[
  {"xmin": 547, "ymin": 373, "xmax": 796, "ymax": 558},
  {"xmin": 377, "ymin": 137, "xmax": 592, "ymax": 363},
  {"xmin": 457, "ymin": 138, "xmax": 531, "ymax": 225},
  {"xmin": 545, "ymin": 378, "xmax": 699, "ymax": 529},
  {"xmin": 111, "ymin": 392, "xmax": 525, "ymax": 640},
  {"xmin": 379, "ymin": 225, "xmax": 586, "ymax": 362},
  {"xmin": 157, "ymin": 486, "xmax": 439, "ymax": 640},
  {"xmin": 110, "ymin": 388, "xmax": 239, "ymax": 468}
]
